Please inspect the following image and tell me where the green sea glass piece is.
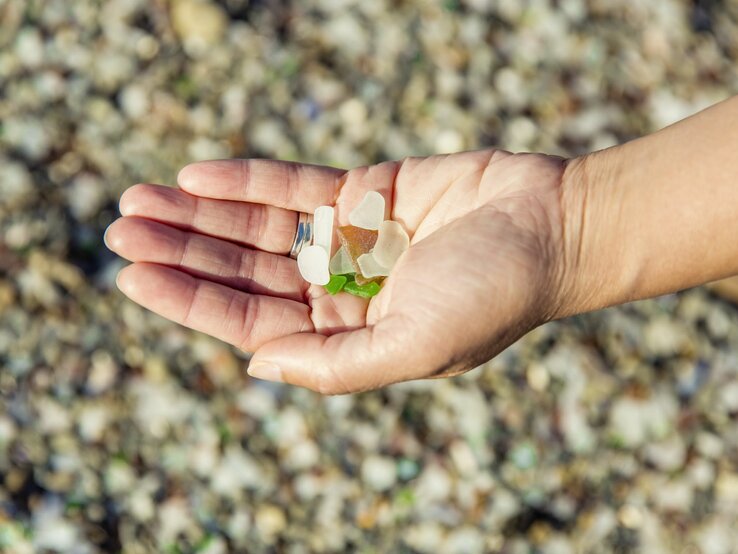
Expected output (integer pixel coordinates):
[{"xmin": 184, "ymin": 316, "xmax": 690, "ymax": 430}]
[
  {"xmin": 343, "ymin": 279, "xmax": 381, "ymax": 298},
  {"xmin": 324, "ymin": 274, "xmax": 348, "ymax": 295}
]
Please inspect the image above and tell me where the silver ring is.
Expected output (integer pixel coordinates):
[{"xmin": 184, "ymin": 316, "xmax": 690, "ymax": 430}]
[{"xmin": 289, "ymin": 211, "xmax": 313, "ymax": 259}]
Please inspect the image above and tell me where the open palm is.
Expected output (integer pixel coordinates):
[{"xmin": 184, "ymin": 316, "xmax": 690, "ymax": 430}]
[{"xmin": 106, "ymin": 149, "xmax": 569, "ymax": 393}]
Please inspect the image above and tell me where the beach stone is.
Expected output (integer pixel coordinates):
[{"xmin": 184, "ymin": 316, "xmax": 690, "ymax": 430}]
[
  {"xmin": 67, "ymin": 173, "xmax": 106, "ymax": 221},
  {"xmin": 403, "ymin": 522, "xmax": 444, "ymax": 553},
  {"xmin": 171, "ymin": 0, "xmax": 227, "ymax": 55},
  {"xmin": 652, "ymin": 479, "xmax": 693, "ymax": 513},
  {"xmin": 443, "ymin": 526, "xmax": 485, "ymax": 554},
  {"xmin": 15, "ymin": 27, "xmax": 44, "ymax": 68},
  {"xmin": 119, "ymin": 84, "xmax": 150, "ymax": 119},
  {"xmin": 688, "ymin": 458, "xmax": 715, "ymax": 490},
  {"xmin": 609, "ymin": 394, "xmax": 677, "ymax": 447},
  {"xmin": 718, "ymin": 381, "xmax": 738, "ymax": 413},
  {"xmin": 255, "ymin": 505, "xmax": 287, "ymax": 539},
  {"xmin": 695, "ymin": 432, "xmax": 724, "ymax": 459},
  {"xmin": 696, "ymin": 518, "xmax": 734, "ymax": 554},
  {"xmin": 77, "ymin": 404, "xmax": 109, "ymax": 442},
  {"xmin": 643, "ymin": 316, "xmax": 689, "ymax": 357},
  {"xmin": 227, "ymin": 510, "xmax": 251, "ymax": 540},
  {"xmin": 416, "ymin": 463, "xmax": 453, "ymax": 503},
  {"xmin": 0, "ymin": 161, "xmax": 34, "ymax": 208},
  {"xmin": 643, "ymin": 436, "xmax": 687, "ymax": 472},
  {"xmin": 361, "ymin": 455, "xmax": 397, "ymax": 491}
]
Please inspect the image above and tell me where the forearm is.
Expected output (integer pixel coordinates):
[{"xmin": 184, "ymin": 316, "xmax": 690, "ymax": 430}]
[{"xmin": 559, "ymin": 95, "xmax": 738, "ymax": 317}]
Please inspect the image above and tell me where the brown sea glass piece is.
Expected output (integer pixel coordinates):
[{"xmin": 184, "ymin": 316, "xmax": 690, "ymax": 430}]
[{"xmin": 336, "ymin": 225, "xmax": 380, "ymax": 285}]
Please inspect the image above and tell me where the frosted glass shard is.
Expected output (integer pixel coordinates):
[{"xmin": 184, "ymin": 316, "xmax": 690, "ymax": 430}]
[
  {"xmin": 313, "ymin": 205, "xmax": 334, "ymax": 255},
  {"xmin": 329, "ymin": 246, "xmax": 354, "ymax": 275},
  {"xmin": 297, "ymin": 245, "xmax": 330, "ymax": 285},
  {"xmin": 357, "ymin": 253, "xmax": 390, "ymax": 278},
  {"xmin": 336, "ymin": 225, "xmax": 378, "ymax": 272},
  {"xmin": 348, "ymin": 191, "xmax": 385, "ymax": 230},
  {"xmin": 373, "ymin": 220, "xmax": 410, "ymax": 269}
]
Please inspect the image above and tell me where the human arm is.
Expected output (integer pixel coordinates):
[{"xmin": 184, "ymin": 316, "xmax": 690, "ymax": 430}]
[
  {"xmin": 104, "ymin": 96, "xmax": 738, "ymax": 394},
  {"xmin": 558, "ymin": 94, "xmax": 738, "ymax": 317}
]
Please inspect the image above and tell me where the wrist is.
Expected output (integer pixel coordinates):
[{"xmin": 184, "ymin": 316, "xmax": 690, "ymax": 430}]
[{"xmin": 555, "ymin": 146, "xmax": 638, "ymax": 318}]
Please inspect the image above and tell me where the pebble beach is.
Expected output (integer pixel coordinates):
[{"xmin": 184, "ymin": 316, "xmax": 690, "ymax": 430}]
[{"xmin": 2, "ymin": 0, "xmax": 738, "ymax": 552}]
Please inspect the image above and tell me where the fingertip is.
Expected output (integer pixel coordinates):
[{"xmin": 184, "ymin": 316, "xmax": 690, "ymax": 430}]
[
  {"xmin": 115, "ymin": 263, "xmax": 134, "ymax": 295},
  {"xmin": 246, "ymin": 362, "xmax": 284, "ymax": 383},
  {"xmin": 177, "ymin": 159, "xmax": 239, "ymax": 193},
  {"xmin": 103, "ymin": 219, "xmax": 124, "ymax": 252},
  {"xmin": 119, "ymin": 184, "xmax": 147, "ymax": 216},
  {"xmin": 177, "ymin": 162, "xmax": 207, "ymax": 191}
]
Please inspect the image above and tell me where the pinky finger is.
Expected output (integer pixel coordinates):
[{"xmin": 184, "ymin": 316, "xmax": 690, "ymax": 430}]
[{"xmin": 116, "ymin": 263, "xmax": 314, "ymax": 351}]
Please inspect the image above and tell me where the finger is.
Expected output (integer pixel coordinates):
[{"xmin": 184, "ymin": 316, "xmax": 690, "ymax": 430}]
[
  {"xmin": 106, "ymin": 217, "xmax": 307, "ymax": 302},
  {"xmin": 246, "ymin": 315, "xmax": 425, "ymax": 394},
  {"xmin": 119, "ymin": 183, "xmax": 298, "ymax": 254},
  {"xmin": 116, "ymin": 263, "xmax": 313, "ymax": 351},
  {"xmin": 177, "ymin": 159, "xmax": 346, "ymax": 213}
]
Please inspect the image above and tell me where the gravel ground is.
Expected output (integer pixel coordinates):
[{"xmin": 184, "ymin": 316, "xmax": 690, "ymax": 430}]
[{"xmin": 2, "ymin": 0, "xmax": 738, "ymax": 552}]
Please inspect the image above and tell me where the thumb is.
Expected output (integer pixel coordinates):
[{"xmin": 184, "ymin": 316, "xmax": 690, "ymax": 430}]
[{"xmin": 246, "ymin": 316, "xmax": 420, "ymax": 394}]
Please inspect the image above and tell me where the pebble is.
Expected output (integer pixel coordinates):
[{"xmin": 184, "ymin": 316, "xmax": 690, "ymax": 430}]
[
  {"xmin": 15, "ymin": 27, "xmax": 44, "ymax": 68},
  {"xmin": 695, "ymin": 432, "xmax": 724, "ymax": 459},
  {"xmin": 171, "ymin": 0, "xmax": 228, "ymax": 55},
  {"xmin": 119, "ymin": 84, "xmax": 150, "ymax": 120},
  {"xmin": 652, "ymin": 479, "xmax": 693, "ymax": 513},
  {"xmin": 403, "ymin": 522, "xmax": 445, "ymax": 553},
  {"xmin": 643, "ymin": 316, "xmax": 689, "ymax": 357},
  {"xmin": 696, "ymin": 518, "xmax": 733, "ymax": 554},
  {"xmin": 443, "ymin": 526, "xmax": 485, "ymax": 554},
  {"xmin": 67, "ymin": 173, "xmax": 106, "ymax": 221},
  {"xmin": 609, "ymin": 393, "xmax": 677, "ymax": 447},
  {"xmin": 0, "ymin": 160, "xmax": 34, "ymax": 208},
  {"xmin": 643, "ymin": 436, "xmax": 687, "ymax": 472},
  {"xmin": 255, "ymin": 505, "xmax": 287, "ymax": 539},
  {"xmin": 361, "ymin": 455, "xmax": 397, "ymax": 492},
  {"xmin": 87, "ymin": 349, "xmax": 118, "ymax": 394},
  {"xmin": 77, "ymin": 404, "xmax": 109, "ymax": 442}
]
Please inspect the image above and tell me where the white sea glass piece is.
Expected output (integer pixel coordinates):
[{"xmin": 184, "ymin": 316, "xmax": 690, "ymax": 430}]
[
  {"xmin": 357, "ymin": 252, "xmax": 390, "ymax": 278},
  {"xmin": 313, "ymin": 205, "xmax": 334, "ymax": 255},
  {"xmin": 329, "ymin": 246, "xmax": 354, "ymax": 275},
  {"xmin": 373, "ymin": 220, "xmax": 410, "ymax": 269},
  {"xmin": 348, "ymin": 191, "xmax": 385, "ymax": 230},
  {"xmin": 297, "ymin": 245, "xmax": 330, "ymax": 285}
]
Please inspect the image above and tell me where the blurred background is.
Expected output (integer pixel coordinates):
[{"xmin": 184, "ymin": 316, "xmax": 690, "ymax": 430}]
[{"xmin": 2, "ymin": 0, "xmax": 738, "ymax": 552}]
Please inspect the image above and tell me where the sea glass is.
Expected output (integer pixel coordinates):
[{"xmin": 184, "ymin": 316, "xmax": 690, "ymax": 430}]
[
  {"xmin": 336, "ymin": 225, "xmax": 378, "ymax": 283},
  {"xmin": 343, "ymin": 279, "xmax": 381, "ymax": 298},
  {"xmin": 324, "ymin": 274, "xmax": 348, "ymax": 295},
  {"xmin": 348, "ymin": 191, "xmax": 385, "ymax": 230},
  {"xmin": 313, "ymin": 205, "xmax": 334, "ymax": 255},
  {"xmin": 297, "ymin": 245, "xmax": 330, "ymax": 285},
  {"xmin": 329, "ymin": 246, "xmax": 354, "ymax": 275},
  {"xmin": 357, "ymin": 253, "xmax": 390, "ymax": 278},
  {"xmin": 373, "ymin": 220, "xmax": 409, "ymax": 269}
]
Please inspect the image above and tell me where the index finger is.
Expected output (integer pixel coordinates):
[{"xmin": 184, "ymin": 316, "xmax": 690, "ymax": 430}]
[{"xmin": 177, "ymin": 159, "xmax": 346, "ymax": 213}]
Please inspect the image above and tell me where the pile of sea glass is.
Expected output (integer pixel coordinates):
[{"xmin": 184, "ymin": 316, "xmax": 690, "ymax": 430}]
[{"xmin": 297, "ymin": 191, "xmax": 409, "ymax": 298}]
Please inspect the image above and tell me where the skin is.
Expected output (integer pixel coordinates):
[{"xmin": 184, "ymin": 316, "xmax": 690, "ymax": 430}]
[{"xmin": 105, "ymin": 95, "xmax": 738, "ymax": 394}]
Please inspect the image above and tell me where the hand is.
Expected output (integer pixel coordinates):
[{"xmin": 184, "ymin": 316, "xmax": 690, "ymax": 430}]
[{"xmin": 105, "ymin": 150, "xmax": 571, "ymax": 393}]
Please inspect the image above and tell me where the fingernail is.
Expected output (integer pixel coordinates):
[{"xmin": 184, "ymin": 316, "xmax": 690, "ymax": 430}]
[
  {"xmin": 103, "ymin": 226, "xmax": 111, "ymax": 249},
  {"xmin": 247, "ymin": 362, "xmax": 283, "ymax": 383}
]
